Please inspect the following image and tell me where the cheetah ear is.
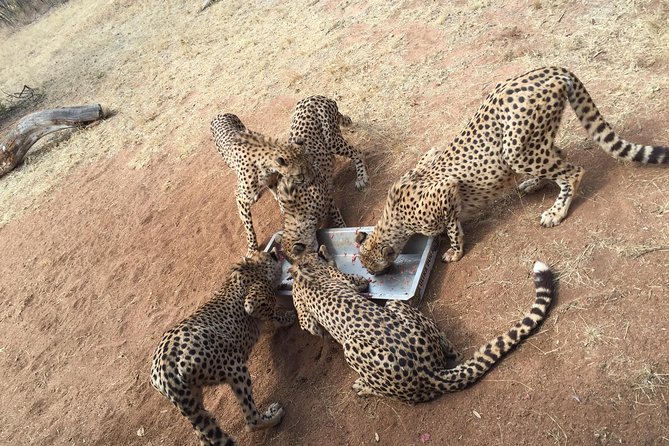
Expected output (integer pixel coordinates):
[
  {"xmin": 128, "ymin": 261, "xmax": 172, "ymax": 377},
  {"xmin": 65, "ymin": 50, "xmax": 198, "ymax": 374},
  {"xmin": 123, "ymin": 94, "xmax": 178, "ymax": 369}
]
[
  {"xmin": 381, "ymin": 245, "xmax": 396, "ymax": 260},
  {"xmin": 292, "ymin": 243, "xmax": 306, "ymax": 257},
  {"xmin": 318, "ymin": 244, "xmax": 334, "ymax": 262},
  {"xmin": 355, "ymin": 231, "xmax": 368, "ymax": 244},
  {"xmin": 269, "ymin": 246, "xmax": 279, "ymax": 262},
  {"xmin": 275, "ymin": 156, "xmax": 287, "ymax": 167}
]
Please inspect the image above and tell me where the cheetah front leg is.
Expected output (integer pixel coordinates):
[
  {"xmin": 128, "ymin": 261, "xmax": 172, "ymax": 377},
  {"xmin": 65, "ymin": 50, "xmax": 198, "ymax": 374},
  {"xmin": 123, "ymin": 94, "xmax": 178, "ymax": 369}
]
[
  {"xmin": 293, "ymin": 295, "xmax": 324, "ymax": 337},
  {"xmin": 235, "ymin": 191, "xmax": 259, "ymax": 257},
  {"xmin": 441, "ymin": 183, "xmax": 465, "ymax": 262},
  {"xmin": 333, "ymin": 137, "xmax": 369, "ymax": 190},
  {"xmin": 329, "ymin": 200, "xmax": 346, "ymax": 228},
  {"xmin": 344, "ymin": 273, "xmax": 370, "ymax": 292},
  {"xmin": 230, "ymin": 365, "xmax": 285, "ymax": 432}
]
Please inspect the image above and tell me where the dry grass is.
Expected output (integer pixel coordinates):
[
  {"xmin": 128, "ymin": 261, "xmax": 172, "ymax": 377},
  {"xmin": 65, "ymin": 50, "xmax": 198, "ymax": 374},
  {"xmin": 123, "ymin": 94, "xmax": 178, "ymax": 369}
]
[
  {"xmin": 634, "ymin": 364, "xmax": 669, "ymax": 401},
  {"xmin": 1, "ymin": 0, "xmax": 668, "ymax": 231},
  {"xmin": 552, "ymin": 239, "xmax": 602, "ymax": 288}
]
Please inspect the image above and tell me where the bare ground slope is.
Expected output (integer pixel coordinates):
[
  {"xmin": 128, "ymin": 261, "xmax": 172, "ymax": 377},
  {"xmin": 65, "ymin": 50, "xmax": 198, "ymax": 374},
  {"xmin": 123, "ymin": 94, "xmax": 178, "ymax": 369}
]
[{"xmin": 1, "ymin": 0, "xmax": 668, "ymax": 445}]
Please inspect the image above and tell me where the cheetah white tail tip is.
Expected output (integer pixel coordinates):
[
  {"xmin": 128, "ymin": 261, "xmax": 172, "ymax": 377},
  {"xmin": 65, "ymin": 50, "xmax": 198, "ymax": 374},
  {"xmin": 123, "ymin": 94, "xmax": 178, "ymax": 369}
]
[{"xmin": 533, "ymin": 261, "xmax": 550, "ymax": 274}]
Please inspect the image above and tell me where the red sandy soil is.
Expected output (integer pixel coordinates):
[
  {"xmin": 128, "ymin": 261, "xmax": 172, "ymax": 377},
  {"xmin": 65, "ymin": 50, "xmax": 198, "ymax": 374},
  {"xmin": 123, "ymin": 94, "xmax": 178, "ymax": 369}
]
[{"xmin": 1, "ymin": 1, "xmax": 668, "ymax": 445}]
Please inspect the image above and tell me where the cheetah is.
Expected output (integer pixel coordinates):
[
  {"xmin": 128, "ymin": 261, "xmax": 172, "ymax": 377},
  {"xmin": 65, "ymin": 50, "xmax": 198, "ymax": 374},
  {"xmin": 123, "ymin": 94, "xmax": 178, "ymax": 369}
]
[
  {"xmin": 211, "ymin": 113, "xmax": 309, "ymax": 257},
  {"xmin": 289, "ymin": 95, "xmax": 369, "ymax": 191},
  {"xmin": 289, "ymin": 245, "xmax": 555, "ymax": 404},
  {"xmin": 259, "ymin": 95, "xmax": 368, "ymax": 260},
  {"xmin": 274, "ymin": 170, "xmax": 345, "ymax": 261},
  {"xmin": 150, "ymin": 250, "xmax": 296, "ymax": 446},
  {"xmin": 356, "ymin": 66, "xmax": 669, "ymax": 274}
]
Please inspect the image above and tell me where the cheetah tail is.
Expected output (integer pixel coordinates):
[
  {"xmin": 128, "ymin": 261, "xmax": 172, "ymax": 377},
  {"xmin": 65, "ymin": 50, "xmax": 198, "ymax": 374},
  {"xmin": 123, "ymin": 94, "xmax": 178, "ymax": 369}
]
[
  {"xmin": 432, "ymin": 261, "xmax": 555, "ymax": 393},
  {"xmin": 566, "ymin": 71, "xmax": 669, "ymax": 164}
]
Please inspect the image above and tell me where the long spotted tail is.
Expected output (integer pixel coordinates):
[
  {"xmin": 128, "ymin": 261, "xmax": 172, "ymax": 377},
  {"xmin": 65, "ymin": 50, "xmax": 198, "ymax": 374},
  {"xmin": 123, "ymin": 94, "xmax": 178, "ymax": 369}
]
[
  {"xmin": 565, "ymin": 70, "xmax": 669, "ymax": 164},
  {"xmin": 433, "ymin": 261, "xmax": 555, "ymax": 392}
]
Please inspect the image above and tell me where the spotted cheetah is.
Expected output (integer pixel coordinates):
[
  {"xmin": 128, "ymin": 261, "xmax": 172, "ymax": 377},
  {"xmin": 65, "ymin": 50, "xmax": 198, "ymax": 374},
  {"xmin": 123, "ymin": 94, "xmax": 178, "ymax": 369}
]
[
  {"xmin": 274, "ymin": 170, "xmax": 345, "ymax": 261},
  {"xmin": 211, "ymin": 113, "xmax": 309, "ymax": 256},
  {"xmin": 289, "ymin": 95, "xmax": 369, "ymax": 191},
  {"xmin": 260, "ymin": 95, "xmax": 368, "ymax": 260},
  {"xmin": 356, "ymin": 66, "xmax": 669, "ymax": 274},
  {"xmin": 150, "ymin": 250, "xmax": 296, "ymax": 446},
  {"xmin": 289, "ymin": 245, "xmax": 555, "ymax": 403}
]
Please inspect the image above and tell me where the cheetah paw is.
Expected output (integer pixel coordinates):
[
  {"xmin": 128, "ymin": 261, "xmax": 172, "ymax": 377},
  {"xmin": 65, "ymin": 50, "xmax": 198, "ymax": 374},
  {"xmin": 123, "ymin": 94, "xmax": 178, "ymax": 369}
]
[
  {"xmin": 264, "ymin": 402, "xmax": 284, "ymax": 423},
  {"xmin": 350, "ymin": 275, "xmax": 370, "ymax": 292},
  {"xmin": 441, "ymin": 248, "xmax": 463, "ymax": 262},
  {"xmin": 352, "ymin": 378, "xmax": 378, "ymax": 397},
  {"xmin": 540, "ymin": 209, "xmax": 566, "ymax": 227},
  {"xmin": 355, "ymin": 176, "xmax": 369, "ymax": 191},
  {"xmin": 247, "ymin": 403, "xmax": 285, "ymax": 431}
]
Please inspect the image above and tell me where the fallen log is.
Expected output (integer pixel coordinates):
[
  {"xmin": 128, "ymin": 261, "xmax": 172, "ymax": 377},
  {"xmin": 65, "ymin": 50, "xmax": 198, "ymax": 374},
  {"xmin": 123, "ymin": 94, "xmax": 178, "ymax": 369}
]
[{"xmin": 0, "ymin": 104, "xmax": 105, "ymax": 178}]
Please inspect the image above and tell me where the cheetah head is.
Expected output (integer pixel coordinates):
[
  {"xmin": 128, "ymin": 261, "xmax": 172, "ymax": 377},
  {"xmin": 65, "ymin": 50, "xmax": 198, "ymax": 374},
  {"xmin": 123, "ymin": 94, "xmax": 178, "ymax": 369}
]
[
  {"xmin": 232, "ymin": 131, "xmax": 311, "ymax": 184},
  {"xmin": 355, "ymin": 230, "xmax": 398, "ymax": 275},
  {"xmin": 274, "ymin": 138, "xmax": 311, "ymax": 184},
  {"xmin": 245, "ymin": 248, "xmax": 282, "ymax": 284},
  {"xmin": 275, "ymin": 222, "xmax": 318, "ymax": 264},
  {"xmin": 288, "ymin": 244, "xmax": 337, "ymax": 285}
]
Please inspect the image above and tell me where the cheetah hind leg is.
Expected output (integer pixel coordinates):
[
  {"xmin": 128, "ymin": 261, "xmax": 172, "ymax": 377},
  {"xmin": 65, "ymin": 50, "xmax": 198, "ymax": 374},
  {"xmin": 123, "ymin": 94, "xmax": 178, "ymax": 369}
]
[
  {"xmin": 329, "ymin": 113, "xmax": 369, "ymax": 190},
  {"xmin": 384, "ymin": 300, "xmax": 461, "ymax": 363},
  {"xmin": 231, "ymin": 366, "xmax": 285, "ymax": 432},
  {"xmin": 439, "ymin": 333, "xmax": 462, "ymax": 363},
  {"xmin": 335, "ymin": 136, "xmax": 369, "ymax": 191}
]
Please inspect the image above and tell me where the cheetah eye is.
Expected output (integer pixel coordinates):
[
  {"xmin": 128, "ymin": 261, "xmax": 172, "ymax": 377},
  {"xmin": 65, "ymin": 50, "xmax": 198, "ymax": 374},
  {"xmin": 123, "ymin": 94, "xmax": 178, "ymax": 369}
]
[
  {"xmin": 292, "ymin": 243, "xmax": 306, "ymax": 257},
  {"xmin": 275, "ymin": 156, "xmax": 287, "ymax": 167},
  {"xmin": 381, "ymin": 245, "xmax": 396, "ymax": 259},
  {"xmin": 293, "ymin": 137, "xmax": 305, "ymax": 146}
]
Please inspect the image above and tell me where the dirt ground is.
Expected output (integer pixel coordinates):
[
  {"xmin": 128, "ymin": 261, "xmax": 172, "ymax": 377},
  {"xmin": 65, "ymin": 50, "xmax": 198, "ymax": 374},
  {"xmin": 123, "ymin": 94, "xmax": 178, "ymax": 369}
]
[{"xmin": 1, "ymin": 0, "xmax": 668, "ymax": 445}]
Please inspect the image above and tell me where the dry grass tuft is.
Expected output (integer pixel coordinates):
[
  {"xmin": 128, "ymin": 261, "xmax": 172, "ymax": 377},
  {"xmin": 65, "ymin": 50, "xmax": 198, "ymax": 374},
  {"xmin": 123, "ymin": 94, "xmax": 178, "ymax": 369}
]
[
  {"xmin": 552, "ymin": 239, "xmax": 601, "ymax": 288},
  {"xmin": 620, "ymin": 244, "xmax": 669, "ymax": 259},
  {"xmin": 582, "ymin": 324, "xmax": 603, "ymax": 348},
  {"xmin": 634, "ymin": 364, "xmax": 669, "ymax": 401}
]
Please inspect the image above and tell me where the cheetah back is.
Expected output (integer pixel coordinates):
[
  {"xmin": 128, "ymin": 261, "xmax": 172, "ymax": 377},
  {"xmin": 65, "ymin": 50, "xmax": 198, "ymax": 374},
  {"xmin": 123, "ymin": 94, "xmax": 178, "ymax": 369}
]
[
  {"xmin": 358, "ymin": 66, "xmax": 668, "ymax": 270},
  {"xmin": 291, "ymin": 251, "xmax": 555, "ymax": 404}
]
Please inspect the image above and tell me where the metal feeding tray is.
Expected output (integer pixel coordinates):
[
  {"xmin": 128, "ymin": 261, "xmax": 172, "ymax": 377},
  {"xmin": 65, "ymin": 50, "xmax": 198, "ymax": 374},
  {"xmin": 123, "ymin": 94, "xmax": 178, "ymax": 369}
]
[{"xmin": 264, "ymin": 226, "xmax": 440, "ymax": 304}]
